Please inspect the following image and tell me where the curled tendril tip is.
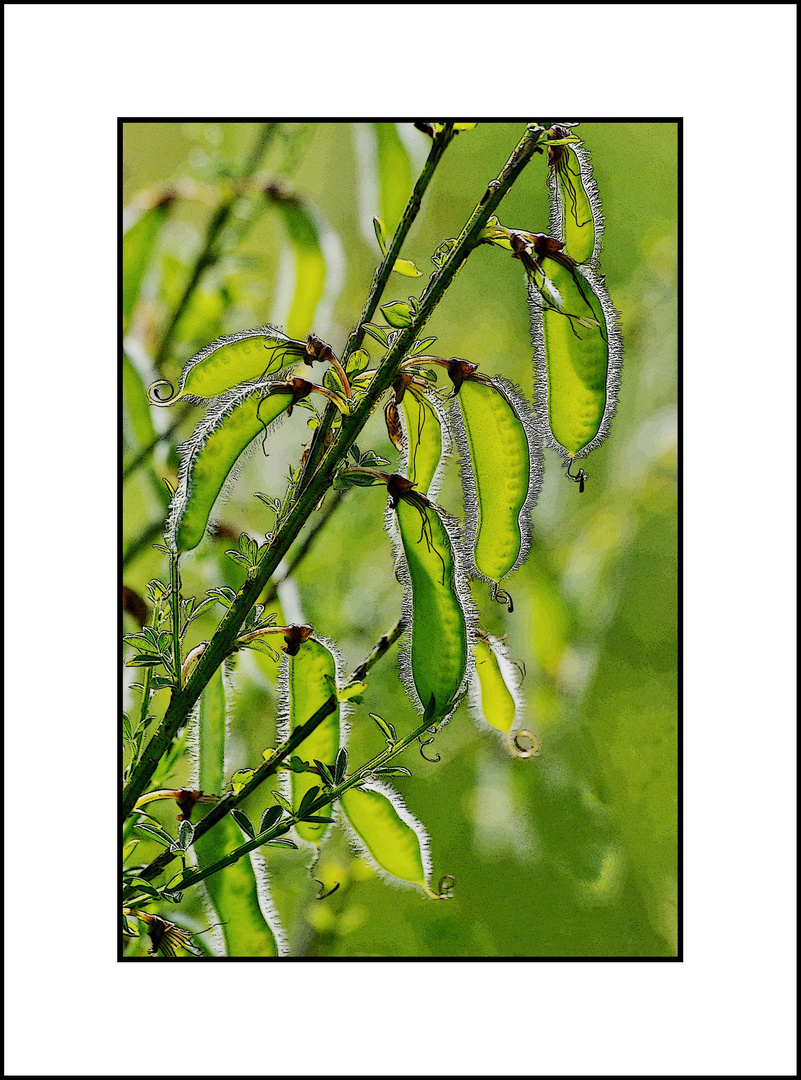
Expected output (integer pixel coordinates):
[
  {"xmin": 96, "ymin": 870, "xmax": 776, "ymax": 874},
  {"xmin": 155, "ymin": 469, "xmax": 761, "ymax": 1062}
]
[
  {"xmin": 506, "ymin": 730, "xmax": 539, "ymax": 759},
  {"xmin": 147, "ymin": 379, "xmax": 178, "ymax": 406},
  {"xmin": 418, "ymin": 734, "xmax": 441, "ymax": 763}
]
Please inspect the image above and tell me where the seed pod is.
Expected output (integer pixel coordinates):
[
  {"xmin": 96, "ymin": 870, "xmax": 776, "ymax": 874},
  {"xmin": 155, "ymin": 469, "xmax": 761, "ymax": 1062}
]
[
  {"xmin": 399, "ymin": 383, "xmax": 450, "ymax": 498},
  {"xmin": 528, "ymin": 240, "xmax": 622, "ymax": 466},
  {"xmin": 280, "ymin": 636, "xmax": 342, "ymax": 844},
  {"xmin": 469, "ymin": 632, "xmax": 537, "ymax": 757},
  {"xmin": 340, "ymin": 782, "xmax": 433, "ymax": 894},
  {"xmin": 123, "ymin": 204, "xmax": 170, "ymax": 334},
  {"xmin": 148, "ymin": 326, "xmax": 305, "ymax": 405},
  {"xmin": 450, "ymin": 376, "xmax": 541, "ymax": 586},
  {"xmin": 386, "ymin": 479, "xmax": 470, "ymax": 721},
  {"xmin": 192, "ymin": 667, "xmax": 284, "ymax": 957},
  {"xmin": 547, "ymin": 124, "xmax": 602, "ymax": 266},
  {"xmin": 168, "ymin": 383, "xmax": 291, "ymax": 552}
]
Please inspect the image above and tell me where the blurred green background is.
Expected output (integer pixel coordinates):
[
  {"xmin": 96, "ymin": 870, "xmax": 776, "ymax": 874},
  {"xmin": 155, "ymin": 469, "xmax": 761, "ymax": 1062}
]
[{"xmin": 123, "ymin": 121, "xmax": 678, "ymax": 957}]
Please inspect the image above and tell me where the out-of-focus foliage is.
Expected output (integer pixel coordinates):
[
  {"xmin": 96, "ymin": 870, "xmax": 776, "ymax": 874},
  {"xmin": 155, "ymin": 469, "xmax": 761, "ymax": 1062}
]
[{"xmin": 123, "ymin": 122, "xmax": 677, "ymax": 957}]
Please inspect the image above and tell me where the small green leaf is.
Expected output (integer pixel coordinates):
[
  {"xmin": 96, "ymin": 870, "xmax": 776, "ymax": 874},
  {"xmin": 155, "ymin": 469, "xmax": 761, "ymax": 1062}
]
[
  {"xmin": 380, "ymin": 301, "xmax": 414, "ymax": 329},
  {"xmin": 177, "ymin": 819, "xmax": 195, "ymax": 850},
  {"xmin": 345, "ymin": 349, "xmax": 370, "ymax": 377},
  {"xmin": 372, "ymin": 766, "xmax": 412, "ymax": 778},
  {"xmin": 259, "ymin": 806, "xmax": 283, "ymax": 834},
  {"xmin": 267, "ymin": 837, "xmax": 297, "ymax": 848},
  {"xmin": 408, "ymin": 336, "xmax": 437, "ymax": 357},
  {"xmin": 298, "ymin": 785, "xmax": 321, "ymax": 816},
  {"xmin": 133, "ymin": 822, "xmax": 174, "ymax": 847},
  {"xmin": 334, "ymin": 747, "xmax": 349, "ymax": 785},
  {"xmin": 300, "ymin": 814, "xmax": 335, "ymax": 825},
  {"xmin": 369, "ymin": 712, "xmax": 396, "ymax": 744},
  {"xmin": 393, "ymin": 257, "xmax": 422, "ymax": 278},
  {"xmin": 373, "ymin": 216, "xmax": 388, "ymax": 255},
  {"xmin": 314, "ymin": 759, "xmax": 336, "ymax": 786},
  {"xmin": 338, "ymin": 682, "xmax": 366, "ymax": 702},
  {"xmin": 230, "ymin": 808, "xmax": 255, "ymax": 839},
  {"xmin": 272, "ymin": 792, "xmax": 293, "ymax": 814},
  {"xmin": 229, "ymin": 768, "xmax": 255, "ymax": 795},
  {"xmin": 362, "ymin": 323, "xmax": 389, "ymax": 347},
  {"xmin": 123, "ymin": 838, "xmax": 140, "ymax": 863}
]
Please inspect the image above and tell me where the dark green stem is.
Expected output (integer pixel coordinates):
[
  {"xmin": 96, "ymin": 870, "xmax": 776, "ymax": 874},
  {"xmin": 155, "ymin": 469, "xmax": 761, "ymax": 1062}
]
[
  {"xmin": 122, "ymin": 123, "xmax": 546, "ymax": 820},
  {"xmin": 295, "ymin": 126, "xmax": 455, "ymax": 496}
]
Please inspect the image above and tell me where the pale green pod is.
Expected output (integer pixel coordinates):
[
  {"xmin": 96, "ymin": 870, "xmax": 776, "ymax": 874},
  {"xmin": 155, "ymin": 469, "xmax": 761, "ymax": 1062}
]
[
  {"xmin": 451, "ymin": 377, "xmax": 541, "ymax": 586},
  {"xmin": 469, "ymin": 633, "xmax": 536, "ymax": 756},
  {"xmin": 399, "ymin": 385, "xmax": 449, "ymax": 498},
  {"xmin": 547, "ymin": 126, "xmax": 603, "ymax": 266},
  {"xmin": 149, "ymin": 326, "xmax": 304, "ymax": 405},
  {"xmin": 281, "ymin": 637, "xmax": 342, "ymax": 844},
  {"xmin": 193, "ymin": 667, "xmax": 283, "ymax": 956},
  {"xmin": 340, "ymin": 782, "xmax": 431, "ymax": 893},
  {"xmin": 272, "ymin": 200, "xmax": 327, "ymax": 341},
  {"xmin": 389, "ymin": 494, "xmax": 469, "ymax": 721},
  {"xmin": 168, "ymin": 383, "xmax": 290, "ymax": 552},
  {"xmin": 123, "ymin": 199, "xmax": 170, "ymax": 334},
  {"xmin": 530, "ymin": 259, "xmax": 622, "ymax": 462}
]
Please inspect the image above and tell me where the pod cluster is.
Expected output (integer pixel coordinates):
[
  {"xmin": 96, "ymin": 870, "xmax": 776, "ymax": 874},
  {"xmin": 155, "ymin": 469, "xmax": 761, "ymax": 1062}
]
[{"xmin": 528, "ymin": 124, "xmax": 623, "ymax": 470}]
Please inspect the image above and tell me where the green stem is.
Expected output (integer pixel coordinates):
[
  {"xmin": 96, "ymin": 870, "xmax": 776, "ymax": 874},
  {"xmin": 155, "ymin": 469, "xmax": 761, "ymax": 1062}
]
[
  {"xmin": 170, "ymin": 553, "xmax": 182, "ymax": 689},
  {"xmin": 122, "ymin": 123, "xmax": 546, "ymax": 820},
  {"xmin": 152, "ymin": 123, "xmax": 278, "ymax": 376},
  {"xmin": 294, "ymin": 125, "xmax": 456, "ymax": 496}
]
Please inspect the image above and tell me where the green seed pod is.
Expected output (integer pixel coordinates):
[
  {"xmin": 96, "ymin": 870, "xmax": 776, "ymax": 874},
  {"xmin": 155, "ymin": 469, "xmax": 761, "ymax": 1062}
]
[
  {"xmin": 386, "ymin": 482, "xmax": 470, "ymax": 721},
  {"xmin": 123, "ymin": 196, "xmax": 171, "ymax": 334},
  {"xmin": 469, "ymin": 632, "xmax": 538, "ymax": 758},
  {"xmin": 148, "ymin": 326, "xmax": 305, "ymax": 406},
  {"xmin": 340, "ymin": 782, "xmax": 435, "ymax": 895},
  {"xmin": 168, "ymin": 383, "xmax": 290, "ymax": 552},
  {"xmin": 399, "ymin": 384, "xmax": 450, "ymax": 498},
  {"xmin": 279, "ymin": 636, "xmax": 343, "ymax": 844},
  {"xmin": 529, "ymin": 248, "xmax": 622, "ymax": 465},
  {"xmin": 192, "ymin": 667, "xmax": 285, "ymax": 956},
  {"xmin": 547, "ymin": 124, "xmax": 602, "ymax": 266},
  {"xmin": 450, "ymin": 376, "xmax": 541, "ymax": 586}
]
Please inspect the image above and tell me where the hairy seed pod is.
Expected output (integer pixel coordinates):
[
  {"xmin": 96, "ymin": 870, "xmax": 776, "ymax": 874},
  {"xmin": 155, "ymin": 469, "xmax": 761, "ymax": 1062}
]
[
  {"xmin": 450, "ymin": 376, "xmax": 541, "ymax": 586},
  {"xmin": 148, "ymin": 326, "xmax": 305, "ymax": 406},
  {"xmin": 340, "ymin": 781, "xmax": 432, "ymax": 893},
  {"xmin": 469, "ymin": 632, "xmax": 537, "ymax": 757},
  {"xmin": 386, "ymin": 483, "xmax": 470, "ymax": 721},
  {"xmin": 547, "ymin": 124, "xmax": 603, "ymax": 266},
  {"xmin": 168, "ymin": 383, "xmax": 290, "ymax": 552},
  {"xmin": 399, "ymin": 384, "xmax": 450, "ymax": 498},
  {"xmin": 281, "ymin": 637, "xmax": 342, "ymax": 844},
  {"xmin": 528, "ymin": 243, "xmax": 622, "ymax": 465}
]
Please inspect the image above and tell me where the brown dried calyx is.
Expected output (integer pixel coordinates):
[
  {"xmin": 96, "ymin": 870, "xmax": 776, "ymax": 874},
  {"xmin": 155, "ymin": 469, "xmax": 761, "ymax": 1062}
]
[
  {"xmin": 281, "ymin": 624, "xmax": 314, "ymax": 656},
  {"xmin": 264, "ymin": 377, "xmax": 314, "ymax": 415},
  {"xmin": 386, "ymin": 473, "xmax": 424, "ymax": 510},
  {"xmin": 305, "ymin": 334, "xmax": 337, "ymax": 366}
]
